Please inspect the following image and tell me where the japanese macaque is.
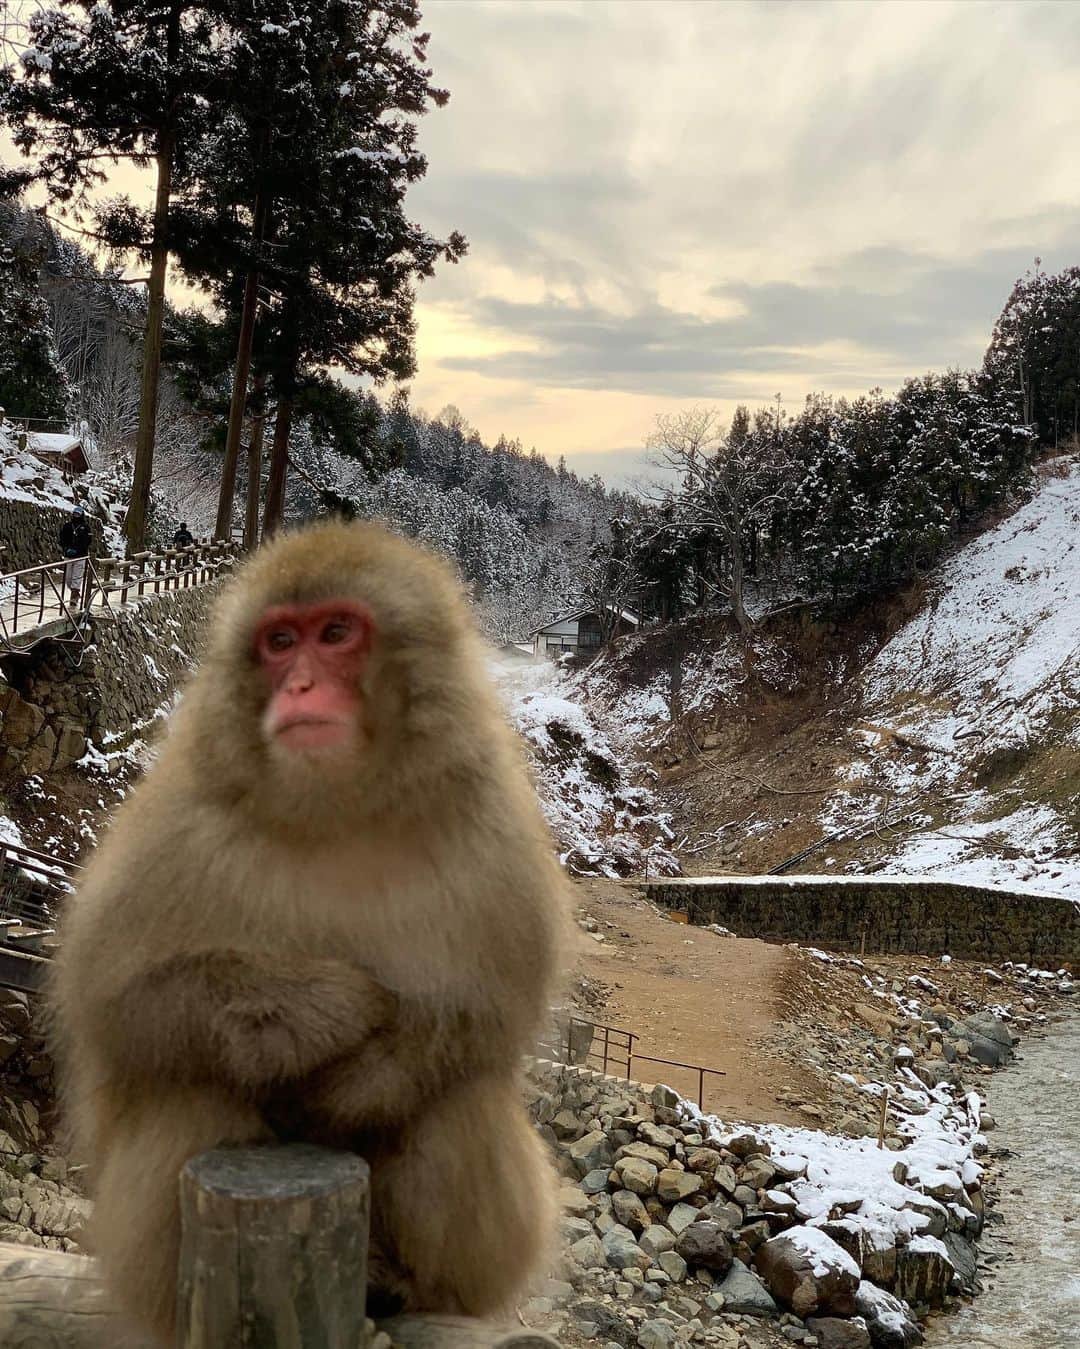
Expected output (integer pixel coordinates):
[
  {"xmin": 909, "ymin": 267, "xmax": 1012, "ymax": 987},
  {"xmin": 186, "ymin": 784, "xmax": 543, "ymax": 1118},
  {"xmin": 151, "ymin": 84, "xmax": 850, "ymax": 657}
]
[{"xmin": 50, "ymin": 521, "xmax": 568, "ymax": 1344}]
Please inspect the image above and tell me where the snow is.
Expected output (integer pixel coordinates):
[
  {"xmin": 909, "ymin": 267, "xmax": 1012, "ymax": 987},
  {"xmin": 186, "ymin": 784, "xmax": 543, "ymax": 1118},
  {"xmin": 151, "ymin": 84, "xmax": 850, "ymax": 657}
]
[
  {"xmin": 488, "ymin": 648, "xmax": 678, "ymax": 877},
  {"xmin": 675, "ymin": 1062, "xmax": 984, "ymax": 1263},
  {"xmin": 829, "ymin": 458, "xmax": 1080, "ymax": 900},
  {"xmin": 782, "ymin": 1224, "xmax": 861, "ymax": 1279}
]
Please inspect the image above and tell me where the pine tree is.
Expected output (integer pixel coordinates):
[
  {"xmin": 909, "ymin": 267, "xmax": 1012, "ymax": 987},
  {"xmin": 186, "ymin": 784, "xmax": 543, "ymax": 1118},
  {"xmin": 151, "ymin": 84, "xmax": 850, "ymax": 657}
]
[
  {"xmin": 0, "ymin": 207, "xmax": 69, "ymax": 421},
  {"xmin": 1, "ymin": 0, "xmax": 224, "ymax": 551}
]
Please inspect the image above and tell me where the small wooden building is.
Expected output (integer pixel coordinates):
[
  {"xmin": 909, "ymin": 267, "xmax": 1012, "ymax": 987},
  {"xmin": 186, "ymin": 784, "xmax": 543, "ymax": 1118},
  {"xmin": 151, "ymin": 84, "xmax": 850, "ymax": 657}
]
[
  {"xmin": 26, "ymin": 431, "xmax": 93, "ymax": 477},
  {"xmin": 531, "ymin": 605, "xmax": 639, "ymax": 659}
]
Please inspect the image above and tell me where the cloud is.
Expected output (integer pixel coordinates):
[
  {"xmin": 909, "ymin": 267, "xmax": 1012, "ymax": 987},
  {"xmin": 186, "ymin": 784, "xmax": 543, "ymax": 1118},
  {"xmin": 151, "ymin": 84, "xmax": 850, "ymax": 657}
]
[{"xmin": 403, "ymin": 0, "xmax": 1080, "ymax": 472}]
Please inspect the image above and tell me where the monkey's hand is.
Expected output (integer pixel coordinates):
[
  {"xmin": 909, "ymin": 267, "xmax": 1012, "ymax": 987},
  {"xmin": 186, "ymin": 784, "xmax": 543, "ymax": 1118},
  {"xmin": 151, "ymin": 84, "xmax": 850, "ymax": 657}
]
[
  {"xmin": 302, "ymin": 1002, "xmax": 503, "ymax": 1131},
  {"xmin": 103, "ymin": 951, "xmax": 397, "ymax": 1092},
  {"xmin": 216, "ymin": 958, "xmax": 398, "ymax": 1089}
]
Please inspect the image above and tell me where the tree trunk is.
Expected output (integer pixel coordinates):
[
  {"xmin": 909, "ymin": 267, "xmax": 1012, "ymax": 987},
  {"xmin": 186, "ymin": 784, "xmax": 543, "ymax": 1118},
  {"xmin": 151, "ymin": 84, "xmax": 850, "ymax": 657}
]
[
  {"xmin": 261, "ymin": 394, "xmax": 294, "ymax": 540},
  {"xmin": 244, "ymin": 372, "xmax": 268, "ymax": 550},
  {"xmin": 123, "ymin": 124, "xmax": 175, "ymax": 555},
  {"xmin": 215, "ymin": 192, "xmax": 269, "ymax": 542}
]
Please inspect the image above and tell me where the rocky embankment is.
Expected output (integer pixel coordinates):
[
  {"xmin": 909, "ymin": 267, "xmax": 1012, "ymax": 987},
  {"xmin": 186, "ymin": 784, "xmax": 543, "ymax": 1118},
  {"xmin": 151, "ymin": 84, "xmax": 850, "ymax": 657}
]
[
  {"xmin": 0, "ymin": 988, "xmax": 88, "ymax": 1251},
  {"xmin": 524, "ymin": 952, "xmax": 1075, "ymax": 1349}
]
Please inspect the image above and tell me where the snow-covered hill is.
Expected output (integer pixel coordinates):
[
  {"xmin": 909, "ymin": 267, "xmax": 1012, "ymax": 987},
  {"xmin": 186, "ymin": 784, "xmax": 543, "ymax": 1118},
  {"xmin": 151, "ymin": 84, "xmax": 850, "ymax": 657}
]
[
  {"xmin": 564, "ymin": 455, "xmax": 1080, "ymax": 901},
  {"xmin": 838, "ymin": 456, "xmax": 1080, "ymax": 900}
]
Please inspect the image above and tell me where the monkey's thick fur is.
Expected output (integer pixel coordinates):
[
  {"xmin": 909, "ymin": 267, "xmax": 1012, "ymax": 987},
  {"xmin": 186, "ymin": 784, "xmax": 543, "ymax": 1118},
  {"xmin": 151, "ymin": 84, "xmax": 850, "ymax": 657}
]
[{"xmin": 51, "ymin": 522, "xmax": 568, "ymax": 1343}]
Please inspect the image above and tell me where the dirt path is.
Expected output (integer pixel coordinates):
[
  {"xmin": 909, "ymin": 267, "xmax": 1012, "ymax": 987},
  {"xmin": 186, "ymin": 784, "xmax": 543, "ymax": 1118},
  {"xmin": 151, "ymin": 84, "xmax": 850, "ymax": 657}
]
[{"xmin": 569, "ymin": 878, "xmax": 815, "ymax": 1125}]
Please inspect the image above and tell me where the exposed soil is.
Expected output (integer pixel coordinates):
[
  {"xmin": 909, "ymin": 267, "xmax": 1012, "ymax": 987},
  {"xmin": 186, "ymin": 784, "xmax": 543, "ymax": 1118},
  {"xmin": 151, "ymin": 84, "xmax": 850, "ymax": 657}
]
[{"xmin": 569, "ymin": 877, "xmax": 816, "ymax": 1124}]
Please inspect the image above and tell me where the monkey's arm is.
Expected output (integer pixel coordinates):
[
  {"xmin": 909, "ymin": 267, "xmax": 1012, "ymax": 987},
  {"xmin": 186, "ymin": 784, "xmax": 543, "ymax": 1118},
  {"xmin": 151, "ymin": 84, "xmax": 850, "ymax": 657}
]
[
  {"xmin": 301, "ymin": 998, "xmax": 519, "ymax": 1131},
  {"xmin": 99, "ymin": 951, "xmax": 397, "ymax": 1092}
]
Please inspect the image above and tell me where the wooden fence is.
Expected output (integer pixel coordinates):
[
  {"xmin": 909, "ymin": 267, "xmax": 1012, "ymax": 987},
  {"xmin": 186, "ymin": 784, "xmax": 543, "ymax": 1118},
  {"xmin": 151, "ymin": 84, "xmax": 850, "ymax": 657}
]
[{"xmin": 0, "ymin": 1144, "xmax": 559, "ymax": 1349}]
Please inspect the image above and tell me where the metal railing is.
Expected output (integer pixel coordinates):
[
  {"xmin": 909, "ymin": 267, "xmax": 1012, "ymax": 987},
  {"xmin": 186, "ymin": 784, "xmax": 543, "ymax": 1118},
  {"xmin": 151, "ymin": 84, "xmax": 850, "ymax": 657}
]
[
  {"xmin": 0, "ymin": 556, "xmax": 108, "ymax": 653},
  {"xmin": 542, "ymin": 1013, "xmax": 726, "ymax": 1109},
  {"xmin": 0, "ymin": 840, "xmax": 78, "ymax": 930},
  {"xmin": 0, "ymin": 541, "xmax": 236, "ymax": 654}
]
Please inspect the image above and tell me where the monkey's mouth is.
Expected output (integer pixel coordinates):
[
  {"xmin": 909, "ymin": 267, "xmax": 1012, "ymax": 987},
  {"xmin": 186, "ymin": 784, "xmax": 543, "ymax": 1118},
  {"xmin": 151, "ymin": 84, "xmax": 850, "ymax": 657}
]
[{"xmin": 273, "ymin": 716, "xmax": 354, "ymax": 752}]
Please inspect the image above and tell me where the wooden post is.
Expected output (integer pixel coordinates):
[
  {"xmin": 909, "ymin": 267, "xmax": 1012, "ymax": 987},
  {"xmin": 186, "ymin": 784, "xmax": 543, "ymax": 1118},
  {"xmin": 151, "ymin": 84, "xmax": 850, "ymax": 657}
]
[
  {"xmin": 877, "ymin": 1087, "xmax": 890, "ymax": 1149},
  {"xmin": 176, "ymin": 1144, "xmax": 368, "ymax": 1349}
]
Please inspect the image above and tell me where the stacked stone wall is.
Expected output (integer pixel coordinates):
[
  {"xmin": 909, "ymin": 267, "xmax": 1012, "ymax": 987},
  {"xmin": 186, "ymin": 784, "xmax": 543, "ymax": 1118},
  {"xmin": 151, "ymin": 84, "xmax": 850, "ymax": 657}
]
[
  {"xmin": 0, "ymin": 498, "xmax": 104, "ymax": 572},
  {"xmin": 643, "ymin": 877, "xmax": 1080, "ymax": 966},
  {"xmin": 0, "ymin": 584, "xmax": 221, "ymax": 778}
]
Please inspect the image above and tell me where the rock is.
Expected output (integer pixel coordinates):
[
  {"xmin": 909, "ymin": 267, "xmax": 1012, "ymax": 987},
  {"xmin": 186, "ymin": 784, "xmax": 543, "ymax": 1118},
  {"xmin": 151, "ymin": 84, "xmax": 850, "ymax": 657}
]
[
  {"xmin": 955, "ymin": 1013, "xmax": 1016, "ymax": 1067},
  {"xmin": 687, "ymin": 1148, "xmax": 721, "ymax": 1175},
  {"xmin": 763, "ymin": 1190, "xmax": 799, "ymax": 1216},
  {"xmin": 711, "ymin": 1163, "xmax": 738, "ymax": 1195},
  {"xmin": 912, "ymin": 1059, "xmax": 956, "ymax": 1089},
  {"xmin": 715, "ymin": 1257, "xmax": 779, "ymax": 1317},
  {"xmin": 640, "ymin": 1224, "xmax": 676, "ymax": 1261},
  {"xmin": 727, "ymin": 1132, "xmax": 768, "ymax": 1158},
  {"xmin": 853, "ymin": 1003, "xmax": 894, "ymax": 1036},
  {"xmin": 571, "ymin": 1234, "xmax": 606, "ymax": 1269},
  {"xmin": 675, "ymin": 1220, "xmax": 734, "ymax": 1273},
  {"xmin": 0, "ymin": 1036, "xmax": 18, "ymax": 1066},
  {"xmin": 650, "ymin": 1085, "xmax": 681, "ymax": 1110},
  {"xmin": 571, "ymin": 1131, "xmax": 615, "ymax": 1176},
  {"xmin": 942, "ymin": 1232, "xmax": 977, "ymax": 1292},
  {"xmin": 603, "ymin": 1224, "xmax": 651, "ymax": 1272},
  {"xmin": 657, "ymin": 1168, "xmax": 703, "ymax": 1203},
  {"xmin": 740, "ymin": 1155, "xmax": 777, "ymax": 1189},
  {"xmin": 666, "ymin": 1202, "xmax": 701, "ymax": 1235},
  {"xmin": 804, "ymin": 1318, "xmax": 872, "ymax": 1349},
  {"xmin": 638, "ymin": 1122, "xmax": 680, "ymax": 1149},
  {"xmin": 582, "ymin": 1169, "xmax": 613, "ymax": 1195},
  {"xmin": 853, "ymin": 1281, "xmax": 923, "ymax": 1347},
  {"xmin": 618, "ymin": 1158, "xmax": 660, "ymax": 1196},
  {"xmin": 894, "ymin": 1236, "xmax": 953, "ymax": 1307},
  {"xmin": 658, "ymin": 1250, "xmax": 688, "ymax": 1282},
  {"xmin": 612, "ymin": 1189, "xmax": 651, "ymax": 1232},
  {"xmin": 755, "ymin": 1226, "xmax": 859, "ymax": 1318},
  {"xmin": 638, "ymin": 1319, "xmax": 678, "ymax": 1349}
]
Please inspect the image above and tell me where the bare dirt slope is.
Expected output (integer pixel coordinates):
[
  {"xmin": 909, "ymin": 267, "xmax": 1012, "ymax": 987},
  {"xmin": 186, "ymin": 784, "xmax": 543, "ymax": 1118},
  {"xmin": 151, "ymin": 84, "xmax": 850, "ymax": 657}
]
[{"xmin": 570, "ymin": 877, "xmax": 816, "ymax": 1124}]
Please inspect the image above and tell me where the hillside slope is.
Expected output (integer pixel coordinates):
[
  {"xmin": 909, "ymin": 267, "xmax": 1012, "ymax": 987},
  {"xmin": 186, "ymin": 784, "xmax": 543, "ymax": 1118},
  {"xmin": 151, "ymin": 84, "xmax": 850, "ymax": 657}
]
[{"xmin": 573, "ymin": 455, "xmax": 1080, "ymax": 900}]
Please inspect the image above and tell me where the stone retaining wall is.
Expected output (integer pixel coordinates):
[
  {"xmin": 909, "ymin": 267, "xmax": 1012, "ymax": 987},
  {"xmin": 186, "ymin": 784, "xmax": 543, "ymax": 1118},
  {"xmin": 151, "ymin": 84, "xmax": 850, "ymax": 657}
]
[
  {"xmin": 0, "ymin": 584, "xmax": 221, "ymax": 778},
  {"xmin": 643, "ymin": 875, "xmax": 1080, "ymax": 965},
  {"xmin": 0, "ymin": 499, "xmax": 104, "ymax": 573}
]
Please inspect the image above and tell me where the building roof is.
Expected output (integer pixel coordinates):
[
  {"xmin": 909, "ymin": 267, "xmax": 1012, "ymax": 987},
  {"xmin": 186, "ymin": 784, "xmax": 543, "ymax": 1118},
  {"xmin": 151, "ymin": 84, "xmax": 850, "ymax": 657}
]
[
  {"xmin": 27, "ymin": 431, "xmax": 93, "ymax": 471},
  {"xmin": 531, "ymin": 604, "xmax": 640, "ymax": 636}
]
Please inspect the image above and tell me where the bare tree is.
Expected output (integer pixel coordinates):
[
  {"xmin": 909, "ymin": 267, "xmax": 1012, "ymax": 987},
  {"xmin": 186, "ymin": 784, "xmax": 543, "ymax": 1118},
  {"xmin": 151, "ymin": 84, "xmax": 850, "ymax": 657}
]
[{"xmin": 647, "ymin": 403, "xmax": 791, "ymax": 632}]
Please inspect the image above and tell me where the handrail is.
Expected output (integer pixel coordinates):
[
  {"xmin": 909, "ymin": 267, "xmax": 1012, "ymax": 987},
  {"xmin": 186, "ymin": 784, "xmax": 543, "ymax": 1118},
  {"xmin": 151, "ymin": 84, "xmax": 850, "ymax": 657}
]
[{"xmin": 0, "ymin": 540, "xmax": 237, "ymax": 654}]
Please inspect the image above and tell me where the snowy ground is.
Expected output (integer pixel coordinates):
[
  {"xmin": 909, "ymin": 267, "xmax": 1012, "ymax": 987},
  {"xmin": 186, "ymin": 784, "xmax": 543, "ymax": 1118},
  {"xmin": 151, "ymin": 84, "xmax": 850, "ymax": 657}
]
[
  {"xmin": 487, "ymin": 646, "xmax": 678, "ymax": 877},
  {"xmin": 839, "ymin": 457, "xmax": 1080, "ymax": 902},
  {"xmin": 0, "ymin": 422, "xmax": 126, "ymax": 558}
]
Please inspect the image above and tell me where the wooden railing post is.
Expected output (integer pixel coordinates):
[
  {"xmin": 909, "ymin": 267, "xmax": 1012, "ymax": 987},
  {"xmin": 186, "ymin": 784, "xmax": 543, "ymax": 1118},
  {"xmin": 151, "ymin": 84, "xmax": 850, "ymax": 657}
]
[{"xmin": 176, "ymin": 1145, "xmax": 369, "ymax": 1349}]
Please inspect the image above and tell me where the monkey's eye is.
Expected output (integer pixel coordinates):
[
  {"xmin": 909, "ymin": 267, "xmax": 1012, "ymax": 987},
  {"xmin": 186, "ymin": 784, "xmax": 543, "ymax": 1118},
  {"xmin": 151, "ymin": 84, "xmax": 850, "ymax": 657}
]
[
  {"xmin": 320, "ymin": 619, "xmax": 353, "ymax": 645},
  {"xmin": 265, "ymin": 628, "xmax": 297, "ymax": 654}
]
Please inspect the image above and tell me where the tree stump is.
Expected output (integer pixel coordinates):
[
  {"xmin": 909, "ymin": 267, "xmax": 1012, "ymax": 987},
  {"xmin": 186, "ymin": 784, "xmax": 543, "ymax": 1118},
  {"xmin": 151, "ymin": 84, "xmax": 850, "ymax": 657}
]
[{"xmin": 176, "ymin": 1144, "xmax": 370, "ymax": 1348}]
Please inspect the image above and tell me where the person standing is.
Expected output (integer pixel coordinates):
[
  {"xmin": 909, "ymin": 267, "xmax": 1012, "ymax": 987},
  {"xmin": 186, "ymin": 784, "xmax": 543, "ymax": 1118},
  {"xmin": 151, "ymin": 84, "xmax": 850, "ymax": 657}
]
[
  {"xmin": 172, "ymin": 522, "xmax": 194, "ymax": 549},
  {"xmin": 59, "ymin": 505, "xmax": 92, "ymax": 608}
]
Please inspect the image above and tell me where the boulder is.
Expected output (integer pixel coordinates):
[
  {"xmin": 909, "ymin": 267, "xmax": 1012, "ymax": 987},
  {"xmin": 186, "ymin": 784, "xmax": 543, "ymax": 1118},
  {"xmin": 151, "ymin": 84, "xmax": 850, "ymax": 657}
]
[
  {"xmin": 658, "ymin": 1249, "xmax": 687, "ymax": 1282},
  {"xmin": 602, "ymin": 1224, "xmax": 651, "ymax": 1272},
  {"xmin": 637, "ymin": 1319, "xmax": 677, "ymax": 1349},
  {"xmin": 612, "ymin": 1189, "xmax": 650, "ymax": 1232},
  {"xmin": 805, "ymin": 1318, "xmax": 872, "ymax": 1349},
  {"xmin": 570, "ymin": 1131, "xmax": 615, "ymax": 1176},
  {"xmin": 657, "ymin": 1168, "xmax": 702, "ymax": 1203},
  {"xmin": 617, "ymin": 1157, "xmax": 659, "ymax": 1196},
  {"xmin": 714, "ymin": 1257, "xmax": 778, "ymax": 1317},
  {"xmin": 639, "ymin": 1224, "xmax": 676, "ymax": 1262},
  {"xmin": 755, "ymin": 1225, "xmax": 859, "ymax": 1318},
  {"xmin": 894, "ymin": 1236, "xmax": 953, "ymax": 1307},
  {"xmin": 942, "ymin": 1232, "xmax": 977, "ymax": 1293},
  {"xmin": 675, "ymin": 1220, "xmax": 734, "ymax": 1273},
  {"xmin": 854, "ymin": 1281, "xmax": 924, "ymax": 1347},
  {"xmin": 954, "ymin": 1012, "xmax": 1016, "ymax": 1067}
]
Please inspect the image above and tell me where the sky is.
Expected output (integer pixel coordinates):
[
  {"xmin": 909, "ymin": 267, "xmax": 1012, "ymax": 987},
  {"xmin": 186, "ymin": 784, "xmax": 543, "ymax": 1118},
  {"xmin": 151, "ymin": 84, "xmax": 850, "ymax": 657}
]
[
  {"xmin": 401, "ymin": 0, "xmax": 1080, "ymax": 484},
  {"xmin": 4, "ymin": 0, "xmax": 1080, "ymax": 487}
]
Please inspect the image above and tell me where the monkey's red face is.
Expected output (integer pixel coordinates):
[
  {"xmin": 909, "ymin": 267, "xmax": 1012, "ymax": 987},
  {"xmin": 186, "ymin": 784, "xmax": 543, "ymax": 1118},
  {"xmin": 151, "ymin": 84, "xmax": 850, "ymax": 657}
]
[{"xmin": 254, "ymin": 601, "xmax": 373, "ymax": 754}]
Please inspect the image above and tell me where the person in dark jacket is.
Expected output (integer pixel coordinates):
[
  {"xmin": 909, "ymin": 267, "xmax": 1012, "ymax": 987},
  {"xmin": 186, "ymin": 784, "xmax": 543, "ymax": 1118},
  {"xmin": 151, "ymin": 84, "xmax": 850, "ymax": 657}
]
[
  {"xmin": 172, "ymin": 522, "xmax": 194, "ymax": 549},
  {"xmin": 59, "ymin": 506, "xmax": 91, "ymax": 607}
]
